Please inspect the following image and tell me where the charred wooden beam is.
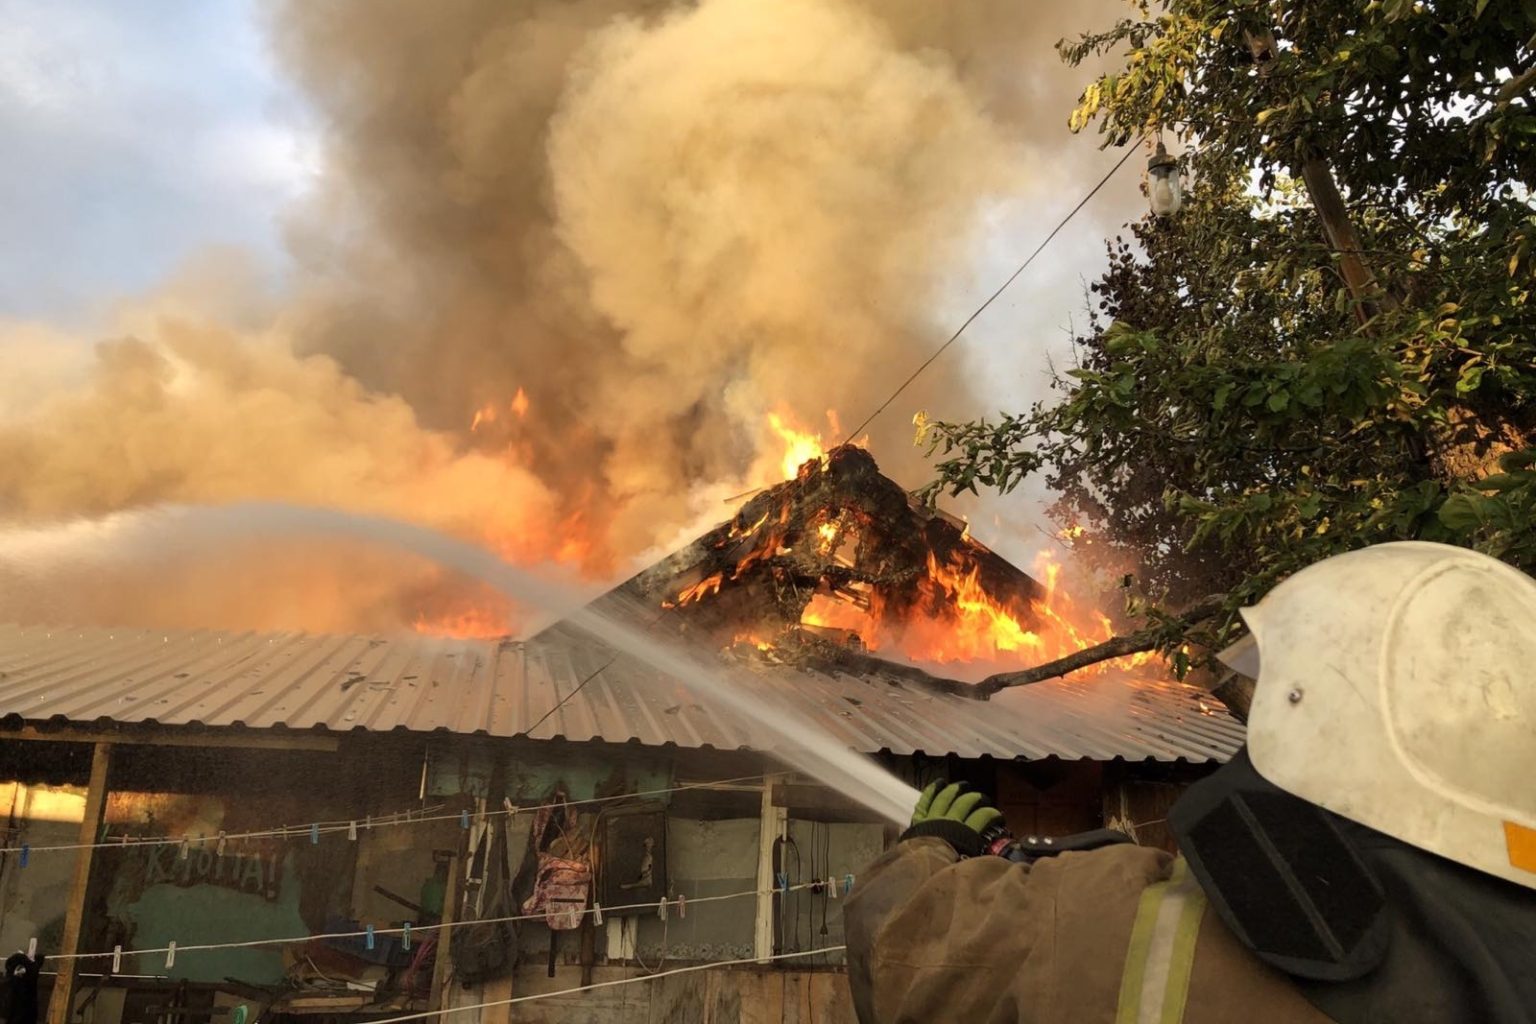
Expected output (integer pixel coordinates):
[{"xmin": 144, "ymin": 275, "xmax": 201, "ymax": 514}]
[{"xmin": 971, "ymin": 594, "xmax": 1228, "ymax": 698}]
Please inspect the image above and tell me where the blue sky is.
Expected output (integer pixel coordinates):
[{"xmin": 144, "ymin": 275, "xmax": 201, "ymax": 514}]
[{"xmin": 0, "ymin": 0, "xmax": 316, "ymax": 326}]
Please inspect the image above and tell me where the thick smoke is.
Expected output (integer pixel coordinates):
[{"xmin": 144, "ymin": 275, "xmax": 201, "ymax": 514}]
[{"xmin": 0, "ymin": 0, "xmax": 1117, "ymax": 633}]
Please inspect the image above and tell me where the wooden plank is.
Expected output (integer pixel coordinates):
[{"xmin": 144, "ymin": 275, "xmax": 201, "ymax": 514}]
[
  {"xmin": 0, "ymin": 724, "xmax": 338, "ymax": 752},
  {"xmin": 428, "ymin": 853, "xmax": 464, "ymax": 1012},
  {"xmin": 45, "ymin": 742, "xmax": 112, "ymax": 1024},
  {"xmin": 755, "ymin": 776, "xmax": 788, "ymax": 962}
]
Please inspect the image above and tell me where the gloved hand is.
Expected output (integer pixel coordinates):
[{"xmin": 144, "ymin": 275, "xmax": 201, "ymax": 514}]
[{"xmin": 901, "ymin": 779, "xmax": 1008, "ymax": 857}]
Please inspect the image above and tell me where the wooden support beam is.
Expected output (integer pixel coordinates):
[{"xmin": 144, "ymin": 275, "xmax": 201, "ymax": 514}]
[
  {"xmin": 754, "ymin": 774, "xmax": 788, "ymax": 964},
  {"xmin": 46, "ymin": 742, "xmax": 112, "ymax": 1024},
  {"xmin": 428, "ymin": 853, "xmax": 463, "ymax": 1014},
  {"xmin": 0, "ymin": 725, "xmax": 338, "ymax": 753}
]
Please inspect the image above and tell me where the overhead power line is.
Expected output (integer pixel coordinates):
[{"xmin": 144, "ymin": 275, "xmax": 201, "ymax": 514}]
[{"xmin": 840, "ymin": 143, "xmax": 1139, "ymax": 447}]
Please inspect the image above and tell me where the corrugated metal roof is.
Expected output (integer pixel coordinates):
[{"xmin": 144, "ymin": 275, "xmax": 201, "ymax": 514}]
[{"xmin": 0, "ymin": 623, "xmax": 1243, "ymax": 762}]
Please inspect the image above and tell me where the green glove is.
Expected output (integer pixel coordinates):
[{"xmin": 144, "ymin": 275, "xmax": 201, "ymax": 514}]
[{"xmin": 911, "ymin": 780, "xmax": 1005, "ymax": 834}]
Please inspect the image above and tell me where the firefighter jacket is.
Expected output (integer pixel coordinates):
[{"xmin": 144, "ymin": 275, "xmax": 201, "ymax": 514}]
[{"xmin": 843, "ymin": 837, "xmax": 1334, "ymax": 1024}]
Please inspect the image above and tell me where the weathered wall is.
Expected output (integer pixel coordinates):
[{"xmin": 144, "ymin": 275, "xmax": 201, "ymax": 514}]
[
  {"xmin": 443, "ymin": 964, "xmax": 855, "ymax": 1024},
  {"xmin": 0, "ymin": 783, "xmax": 85, "ymax": 956}
]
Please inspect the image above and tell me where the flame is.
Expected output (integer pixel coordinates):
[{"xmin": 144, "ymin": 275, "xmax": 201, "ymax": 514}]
[
  {"xmin": 511, "ymin": 387, "xmax": 530, "ymax": 418},
  {"xmin": 470, "ymin": 403, "xmax": 497, "ymax": 431},
  {"xmin": 412, "ymin": 598, "xmax": 516, "ymax": 639},
  {"xmin": 795, "ymin": 541, "xmax": 1157, "ymax": 677},
  {"xmin": 667, "ymin": 572, "xmax": 724, "ymax": 608},
  {"xmin": 767, "ymin": 412, "xmax": 826, "ymax": 480}
]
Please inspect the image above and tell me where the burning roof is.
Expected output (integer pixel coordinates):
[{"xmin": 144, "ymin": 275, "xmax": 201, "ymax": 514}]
[{"xmin": 575, "ymin": 445, "xmax": 1148, "ymax": 688}]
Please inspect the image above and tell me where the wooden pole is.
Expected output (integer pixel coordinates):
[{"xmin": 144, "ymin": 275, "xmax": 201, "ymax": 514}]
[
  {"xmin": 46, "ymin": 742, "xmax": 112, "ymax": 1024},
  {"xmin": 428, "ymin": 853, "xmax": 463, "ymax": 1013},
  {"xmin": 753, "ymin": 776, "xmax": 785, "ymax": 964}
]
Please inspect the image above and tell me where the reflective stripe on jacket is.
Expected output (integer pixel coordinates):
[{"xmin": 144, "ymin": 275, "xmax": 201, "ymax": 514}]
[{"xmin": 843, "ymin": 837, "xmax": 1334, "ymax": 1024}]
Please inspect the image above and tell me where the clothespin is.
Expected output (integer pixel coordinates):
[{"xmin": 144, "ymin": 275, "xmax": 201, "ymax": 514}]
[
  {"xmin": 179, "ymin": 838, "xmax": 190, "ymax": 861},
  {"xmin": 18, "ymin": 844, "xmax": 28, "ymax": 868},
  {"xmin": 216, "ymin": 831, "xmax": 228, "ymax": 857},
  {"xmin": 828, "ymin": 878, "xmax": 839, "ymax": 901},
  {"xmin": 198, "ymin": 833, "xmax": 206, "ymax": 849},
  {"xmin": 120, "ymin": 833, "xmax": 129, "ymax": 846},
  {"xmin": 310, "ymin": 822, "xmax": 320, "ymax": 845},
  {"xmin": 843, "ymin": 873, "xmax": 855, "ymax": 895},
  {"xmin": 460, "ymin": 809, "xmax": 469, "ymax": 830},
  {"xmin": 365, "ymin": 924, "xmax": 375, "ymax": 951},
  {"xmin": 591, "ymin": 902, "xmax": 604, "ymax": 926},
  {"xmin": 230, "ymin": 1007, "xmax": 248, "ymax": 1024},
  {"xmin": 676, "ymin": 894, "xmax": 686, "ymax": 919},
  {"xmin": 402, "ymin": 922, "xmax": 411, "ymax": 951},
  {"xmin": 776, "ymin": 872, "xmax": 788, "ymax": 894},
  {"xmin": 26, "ymin": 938, "xmax": 36, "ymax": 960},
  {"xmin": 165, "ymin": 942, "xmax": 176, "ymax": 969},
  {"xmin": 657, "ymin": 897, "xmax": 668, "ymax": 921},
  {"xmin": 347, "ymin": 820, "xmax": 358, "ymax": 841},
  {"xmin": 112, "ymin": 945, "xmax": 122, "ymax": 973}
]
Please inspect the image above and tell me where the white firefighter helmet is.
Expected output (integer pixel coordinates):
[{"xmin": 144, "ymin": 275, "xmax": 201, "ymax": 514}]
[{"xmin": 1225, "ymin": 541, "xmax": 1536, "ymax": 890}]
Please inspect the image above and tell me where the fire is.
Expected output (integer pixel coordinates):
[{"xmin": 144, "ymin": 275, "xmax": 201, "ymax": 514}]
[
  {"xmin": 797, "ymin": 541, "xmax": 1156, "ymax": 677},
  {"xmin": 767, "ymin": 412, "xmax": 826, "ymax": 480},
  {"xmin": 412, "ymin": 601, "xmax": 516, "ymax": 639},
  {"xmin": 470, "ymin": 390, "xmax": 531, "ymax": 431},
  {"xmin": 667, "ymin": 572, "xmax": 724, "ymax": 608}
]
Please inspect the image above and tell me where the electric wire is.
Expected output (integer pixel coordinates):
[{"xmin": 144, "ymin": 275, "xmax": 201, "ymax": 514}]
[
  {"xmin": 838, "ymin": 142, "xmax": 1139, "ymax": 447},
  {"xmin": 52, "ymin": 881, "xmax": 829, "ymax": 962},
  {"xmin": 0, "ymin": 773, "xmax": 771, "ymax": 857},
  {"xmin": 365, "ymin": 945, "xmax": 848, "ymax": 1023}
]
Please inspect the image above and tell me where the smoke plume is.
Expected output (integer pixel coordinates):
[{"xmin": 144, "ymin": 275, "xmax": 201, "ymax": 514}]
[{"xmin": 0, "ymin": 0, "xmax": 1116, "ymax": 633}]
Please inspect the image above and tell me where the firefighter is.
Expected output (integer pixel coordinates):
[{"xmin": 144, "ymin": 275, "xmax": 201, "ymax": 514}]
[{"xmin": 845, "ymin": 542, "xmax": 1536, "ymax": 1023}]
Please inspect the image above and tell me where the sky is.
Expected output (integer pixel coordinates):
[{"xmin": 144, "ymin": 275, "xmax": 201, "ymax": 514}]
[
  {"xmin": 0, "ymin": 0, "xmax": 1146, "ymax": 573},
  {"xmin": 0, "ymin": 0, "xmax": 317, "ymax": 325}
]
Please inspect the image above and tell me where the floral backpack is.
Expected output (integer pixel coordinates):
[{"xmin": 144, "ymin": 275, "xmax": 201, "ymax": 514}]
[{"xmin": 519, "ymin": 796, "xmax": 592, "ymax": 932}]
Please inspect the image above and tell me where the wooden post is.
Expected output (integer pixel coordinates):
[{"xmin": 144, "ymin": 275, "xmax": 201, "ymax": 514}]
[
  {"xmin": 754, "ymin": 776, "xmax": 786, "ymax": 964},
  {"xmin": 46, "ymin": 742, "xmax": 111, "ymax": 1024},
  {"xmin": 428, "ymin": 853, "xmax": 463, "ymax": 1013}
]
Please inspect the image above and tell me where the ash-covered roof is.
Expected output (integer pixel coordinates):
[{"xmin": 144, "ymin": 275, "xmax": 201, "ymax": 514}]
[{"xmin": 0, "ymin": 623, "xmax": 1243, "ymax": 762}]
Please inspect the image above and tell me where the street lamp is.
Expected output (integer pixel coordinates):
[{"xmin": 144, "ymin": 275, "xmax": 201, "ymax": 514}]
[{"xmin": 1148, "ymin": 140, "xmax": 1182, "ymax": 217}]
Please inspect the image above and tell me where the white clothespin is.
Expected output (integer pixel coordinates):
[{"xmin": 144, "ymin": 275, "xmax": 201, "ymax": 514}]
[
  {"xmin": 112, "ymin": 945, "xmax": 122, "ymax": 973},
  {"xmin": 26, "ymin": 938, "xmax": 36, "ymax": 960},
  {"xmin": 591, "ymin": 902, "xmax": 604, "ymax": 926},
  {"xmin": 216, "ymin": 832, "xmax": 227, "ymax": 857},
  {"xmin": 828, "ymin": 878, "xmax": 838, "ymax": 900},
  {"xmin": 657, "ymin": 897, "xmax": 668, "ymax": 921},
  {"xmin": 347, "ymin": 820, "xmax": 358, "ymax": 841},
  {"xmin": 179, "ymin": 838, "xmax": 190, "ymax": 861},
  {"xmin": 165, "ymin": 942, "xmax": 176, "ymax": 968},
  {"xmin": 676, "ymin": 894, "xmax": 687, "ymax": 919}
]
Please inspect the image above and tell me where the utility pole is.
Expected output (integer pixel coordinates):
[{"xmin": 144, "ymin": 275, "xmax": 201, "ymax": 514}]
[{"xmin": 1245, "ymin": 29, "xmax": 1394, "ymax": 326}]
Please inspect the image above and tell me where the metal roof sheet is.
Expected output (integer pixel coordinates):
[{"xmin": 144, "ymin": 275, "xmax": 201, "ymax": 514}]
[{"xmin": 0, "ymin": 623, "xmax": 1243, "ymax": 762}]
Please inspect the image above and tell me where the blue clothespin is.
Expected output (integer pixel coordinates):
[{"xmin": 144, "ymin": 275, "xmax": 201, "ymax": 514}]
[
  {"xmin": 460, "ymin": 809, "xmax": 469, "ymax": 830},
  {"xmin": 843, "ymin": 873, "xmax": 855, "ymax": 895},
  {"xmin": 776, "ymin": 872, "xmax": 788, "ymax": 894},
  {"xmin": 310, "ymin": 822, "xmax": 320, "ymax": 845},
  {"xmin": 402, "ymin": 922, "xmax": 411, "ymax": 950},
  {"xmin": 18, "ymin": 844, "xmax": 28, "ymax": 868},
  {"xmin": 365, "ymin": 924, "xmax": 375, "ymax": 951}
]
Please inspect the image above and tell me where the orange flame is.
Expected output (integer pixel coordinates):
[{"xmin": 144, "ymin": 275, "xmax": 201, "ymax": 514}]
[
  {"xmin": 511, "ymin": 387, "xmax": 530, "ymax": 419},
  {"xmin": 767, "ymin": 412, "xmax": 826, "ymax": 480}
]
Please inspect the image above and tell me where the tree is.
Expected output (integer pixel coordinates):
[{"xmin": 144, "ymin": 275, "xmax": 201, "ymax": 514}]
[{"xmin": 924, "ymin": 0, "xmax": 1536, "ymax": 682}]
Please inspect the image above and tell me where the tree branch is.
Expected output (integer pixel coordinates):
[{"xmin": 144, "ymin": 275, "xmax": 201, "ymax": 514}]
[
  {"xmin": 1497, "ymin": 64, "xmax": 1536, "ymax": 108},
  {"xmin": 972, "ymin": 593, "xmax": 1228, "ymax": 697}
]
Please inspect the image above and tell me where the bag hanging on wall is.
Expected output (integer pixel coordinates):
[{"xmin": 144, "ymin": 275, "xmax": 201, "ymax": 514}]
[
  {"xmin": 451, "ymin": 816, "xmax": 518, "ymax": 988},
  {"xmin": 520, "ymin": 795, "xmax": 593, "ymax": 932}
]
